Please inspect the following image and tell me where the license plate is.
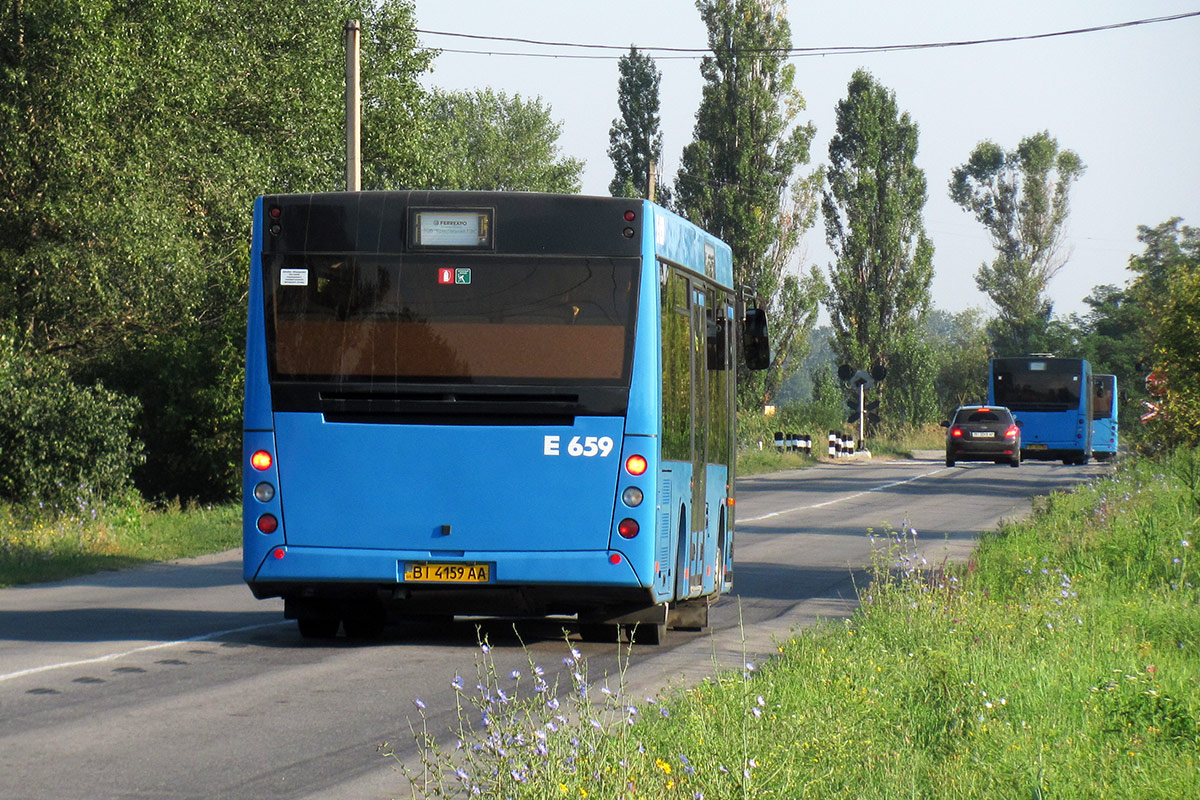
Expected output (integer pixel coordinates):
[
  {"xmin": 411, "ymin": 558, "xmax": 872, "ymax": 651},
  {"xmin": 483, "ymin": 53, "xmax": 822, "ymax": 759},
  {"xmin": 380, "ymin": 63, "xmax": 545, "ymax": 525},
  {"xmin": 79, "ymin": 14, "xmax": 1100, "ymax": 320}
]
[
  {"xmin": 972, "ymin": 431, "xmax": 995, "ymax": 438},
  {"xmin": 1027, "ymin": 443, "xmax": 1048, "ymax": 450},
  {"xmin": 404, "ymin": 562, "xmax": 490, "ymax": 583}
]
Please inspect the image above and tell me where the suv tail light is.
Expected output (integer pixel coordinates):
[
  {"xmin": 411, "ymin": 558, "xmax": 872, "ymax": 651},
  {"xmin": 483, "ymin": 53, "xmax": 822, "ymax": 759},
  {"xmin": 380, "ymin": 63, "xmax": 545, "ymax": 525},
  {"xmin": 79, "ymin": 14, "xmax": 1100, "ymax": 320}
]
[{"xmin": 1005, "ymin": 425, "xmax": 1019, "ymax": 439}]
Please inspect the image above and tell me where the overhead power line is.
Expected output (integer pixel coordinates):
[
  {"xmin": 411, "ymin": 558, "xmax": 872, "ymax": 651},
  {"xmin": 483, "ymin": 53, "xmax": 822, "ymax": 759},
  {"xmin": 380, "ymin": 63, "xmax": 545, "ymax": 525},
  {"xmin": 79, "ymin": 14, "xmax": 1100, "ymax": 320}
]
[{"xmin": 415, "ymin": 10, "xmax": 1200, "ymax": 60}]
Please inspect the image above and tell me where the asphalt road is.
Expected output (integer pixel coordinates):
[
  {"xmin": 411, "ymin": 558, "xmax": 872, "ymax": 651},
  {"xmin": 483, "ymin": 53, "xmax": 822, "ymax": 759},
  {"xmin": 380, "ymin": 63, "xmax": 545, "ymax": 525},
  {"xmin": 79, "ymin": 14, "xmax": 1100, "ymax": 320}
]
[{"xmin": 0, "ymin": 453, "xmax": 1105, "ymax": 799}]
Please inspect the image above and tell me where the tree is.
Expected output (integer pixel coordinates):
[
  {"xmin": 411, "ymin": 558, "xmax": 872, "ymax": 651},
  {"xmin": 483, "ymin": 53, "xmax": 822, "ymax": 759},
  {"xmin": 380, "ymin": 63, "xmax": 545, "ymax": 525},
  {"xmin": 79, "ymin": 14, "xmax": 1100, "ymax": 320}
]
[
  {"xmin": 608, "ymin": 47, "xmax": 666, "ymax": 201},
  {"xmin": 822, "ymin": 69, "xmax": 934, "ymax": 423},
  {"xmin": 0, "ymin": 1, "xmax": 436, "ymax": 501},
  {"xmin": 1149, "ymin": 266, "xmax": 1200, "ymax": 447},
  {"xmin": 925, "ymin": 308, "xmax": 991, "ymax": 413},
  {"xmin": 674, "ymin": 0, "xmax": 819, "ymax": 411},
  {"xmin": 425, "ymin": 89, "xmax": 583, "ymax": 192},
  {"xmin": 1126, "ymin": 218, "xmax": 1200, "ymax": 448},
  {"xmin": 949, "ymin": 131, "xmax": 1085, "ymax": 355}
]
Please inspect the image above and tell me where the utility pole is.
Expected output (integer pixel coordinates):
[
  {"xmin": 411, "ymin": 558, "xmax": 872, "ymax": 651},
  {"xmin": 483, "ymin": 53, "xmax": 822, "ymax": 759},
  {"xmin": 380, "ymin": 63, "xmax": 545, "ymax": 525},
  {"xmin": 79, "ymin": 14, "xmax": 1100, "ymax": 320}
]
[
  {"xmin": 647, "ymin": 158, "xmax": 656, "ymax": 203},
  {"xmin": 344, "ymin": 19, "xmax": 361, "ymax": 192}
]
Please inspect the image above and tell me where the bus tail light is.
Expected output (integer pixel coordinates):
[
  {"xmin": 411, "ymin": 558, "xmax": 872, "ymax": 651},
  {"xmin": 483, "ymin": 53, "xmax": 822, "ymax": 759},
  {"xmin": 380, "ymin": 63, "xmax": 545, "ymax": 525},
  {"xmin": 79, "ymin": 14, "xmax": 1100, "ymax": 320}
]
[
  {"xmin": 251, "ymin": 450, "xmax": 273, "ymax": 471},
  {"xmin": 617, "ymin": 519, "xmax": 639, "ymax": 539},
  {"xmin": 257, "ymin": 514, "xmax": 278, "ymax": 534},
  {"xmin": 625, "ymin": 454, "xmax": 648, "ymax": 476}
]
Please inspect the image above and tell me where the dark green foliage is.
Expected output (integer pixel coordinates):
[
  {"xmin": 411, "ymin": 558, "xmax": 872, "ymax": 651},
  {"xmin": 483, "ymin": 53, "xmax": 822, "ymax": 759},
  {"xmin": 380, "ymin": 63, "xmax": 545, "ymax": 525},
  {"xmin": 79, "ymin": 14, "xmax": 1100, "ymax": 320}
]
[
  {"xmin": 425, "ymin": 89, "xmax": 583, "ymax": 192},
  {"xmin": 87, "ymin": 326, "xmax": 242, "ymax": 503},
  {"xmin": 949, "ymin": 131, "xmax": 1085, "ymax": 355},
  {"xmin": 675, "ymin": 0, "xmax": 820, "ymax": 411},
  {"xmin": 0, "ymin": 335, "xmax": 141, "ymax": 507},
  {"xmin": 822, "ymin": 69, "xmax": 935, "ymax": 423},
  {"xmin": 926, "ymin": 308, "xmax": 990, "ymax": 413},
  {"xmin": 1, "ymin": 1, "xmax": 435, "ymax": 503},
  {"xmin": 608, "ymin": 47, "xmax": 666, "ymax": 201}
]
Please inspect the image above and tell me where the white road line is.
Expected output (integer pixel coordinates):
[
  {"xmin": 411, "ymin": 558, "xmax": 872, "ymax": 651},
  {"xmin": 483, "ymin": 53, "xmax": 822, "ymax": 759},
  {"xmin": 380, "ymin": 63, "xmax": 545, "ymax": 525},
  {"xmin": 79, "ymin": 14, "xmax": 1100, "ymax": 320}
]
[
  {"xmin": 739, "ymin": 467, "xmax": 951, "ymax": 523},
  {"xmin": 0, "ymin": 621, "xmax": 288, "ymax": 684}
]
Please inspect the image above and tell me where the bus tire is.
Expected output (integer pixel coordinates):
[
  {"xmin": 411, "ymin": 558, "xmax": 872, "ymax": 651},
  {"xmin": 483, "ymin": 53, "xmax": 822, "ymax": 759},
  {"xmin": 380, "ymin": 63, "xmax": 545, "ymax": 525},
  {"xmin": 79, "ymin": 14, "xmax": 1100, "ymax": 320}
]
[
  {"xmin": 342, "ymin": 602, "xmax": 387, "ymax": 640},
  {"xmin": 297, "ymin": 616, "xmax": 340, "ymax": 639},
  {"xmin": 578, "ymin": 623, "xmax": 621, "ymax": 643},
  {"xmin": 628, "ymin": 620, "xmax": 666, "ymax": 646}
]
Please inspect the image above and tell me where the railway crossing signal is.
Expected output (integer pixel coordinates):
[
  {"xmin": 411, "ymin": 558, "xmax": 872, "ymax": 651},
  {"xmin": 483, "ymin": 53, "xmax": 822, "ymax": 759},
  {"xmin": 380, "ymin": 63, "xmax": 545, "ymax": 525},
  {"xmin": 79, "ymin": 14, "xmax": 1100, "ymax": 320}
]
[{"xmin": 839, "ymin": 364, "xmax": 887, "ymax": 438}]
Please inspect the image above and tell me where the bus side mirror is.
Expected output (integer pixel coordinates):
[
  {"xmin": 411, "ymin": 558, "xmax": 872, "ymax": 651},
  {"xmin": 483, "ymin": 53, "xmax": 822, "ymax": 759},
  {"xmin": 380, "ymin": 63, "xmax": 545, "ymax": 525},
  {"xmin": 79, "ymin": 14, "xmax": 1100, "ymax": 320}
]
[{"xmin": 743, "ymin": 308, "xmax": 770, "ymax": 371}]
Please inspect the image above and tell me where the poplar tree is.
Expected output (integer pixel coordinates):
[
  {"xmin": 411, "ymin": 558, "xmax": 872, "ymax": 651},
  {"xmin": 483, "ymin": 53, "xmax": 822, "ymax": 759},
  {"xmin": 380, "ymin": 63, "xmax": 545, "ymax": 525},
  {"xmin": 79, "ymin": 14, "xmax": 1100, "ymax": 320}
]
[
  {"xmin": 822, "ymin": 69, "xmax": 934, "ymax": 424},
  {"xmin": 608, "ymin": 47, "xmax": 665, "ymax": 200},
  {"xmin": 675, "ymin": 0, "xmax": 820, "ymax": 410},
  {"xmin": 949, "ymin": 131, "xmax": 1085, "ymax": 355}
]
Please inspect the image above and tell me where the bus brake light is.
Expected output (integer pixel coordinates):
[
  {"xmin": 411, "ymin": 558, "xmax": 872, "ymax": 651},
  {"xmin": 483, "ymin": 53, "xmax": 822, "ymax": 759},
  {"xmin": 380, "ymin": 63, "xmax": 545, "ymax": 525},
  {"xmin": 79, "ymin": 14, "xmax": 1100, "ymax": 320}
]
[
  {"xmin": 251, "ymin": 450, "xmax": 273, "ymax": 471},
  {"xmin": 617, "ymin": 519, "xmax": 639, "ymax": 538},
  {"xmin": 257, "ymin": 514, "xmax": 278, "ymax": 534},
  {"xmin": 625, "ymin": 454, "xmax": 648, "ymax": 476}
]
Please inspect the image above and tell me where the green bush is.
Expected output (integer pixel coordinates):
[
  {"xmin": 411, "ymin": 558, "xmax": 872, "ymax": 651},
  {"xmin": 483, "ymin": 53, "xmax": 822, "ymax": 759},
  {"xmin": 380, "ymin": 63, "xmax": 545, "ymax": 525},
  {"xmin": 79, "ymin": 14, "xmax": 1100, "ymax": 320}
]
[
  {"xmin": 0, "ymin": 336, "xmax": 143, "ymax": 508},
  {"xmin": 91, "ymin": 325, "xmax": 242, "ymax": 503}
]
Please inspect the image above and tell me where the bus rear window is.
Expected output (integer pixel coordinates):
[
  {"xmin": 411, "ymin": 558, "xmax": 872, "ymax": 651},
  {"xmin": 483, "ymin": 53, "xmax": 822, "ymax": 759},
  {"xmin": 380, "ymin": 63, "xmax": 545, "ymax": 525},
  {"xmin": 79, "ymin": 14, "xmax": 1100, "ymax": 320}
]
[
  {"xmin": 993, "ymin": 369, "xmax": 1081, "ymax": 411},
  {"xmin": 264, "ymin": 255, "xmax": 639, "ymax": 384}
]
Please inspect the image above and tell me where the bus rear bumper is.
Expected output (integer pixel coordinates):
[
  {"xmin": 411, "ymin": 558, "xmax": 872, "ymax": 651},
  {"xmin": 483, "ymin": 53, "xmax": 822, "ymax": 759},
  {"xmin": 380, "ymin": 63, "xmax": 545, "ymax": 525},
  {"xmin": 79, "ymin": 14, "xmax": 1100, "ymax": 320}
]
[{"xmin": 247, "ymin": 545, "xmax": 655, "ymax": 617}]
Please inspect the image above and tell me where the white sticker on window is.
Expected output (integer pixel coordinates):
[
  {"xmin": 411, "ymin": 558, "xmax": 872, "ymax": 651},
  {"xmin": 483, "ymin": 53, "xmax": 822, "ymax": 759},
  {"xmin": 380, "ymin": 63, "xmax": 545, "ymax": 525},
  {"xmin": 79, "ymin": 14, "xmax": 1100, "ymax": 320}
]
[{"xmin": 280, "ymin": 269, "xmax": 308, "ymax": 286}]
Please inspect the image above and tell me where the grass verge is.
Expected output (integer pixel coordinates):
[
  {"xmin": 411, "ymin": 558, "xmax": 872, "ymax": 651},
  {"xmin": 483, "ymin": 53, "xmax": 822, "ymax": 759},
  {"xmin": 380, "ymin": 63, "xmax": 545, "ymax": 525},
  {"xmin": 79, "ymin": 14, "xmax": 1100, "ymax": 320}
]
[
  {"xmin": 392, "ymin": 447, "xmax": 1200, "ymax": 799},
  {"xmin": 0, "ymin": 498, "xmax": 240, "ymax": 587}
]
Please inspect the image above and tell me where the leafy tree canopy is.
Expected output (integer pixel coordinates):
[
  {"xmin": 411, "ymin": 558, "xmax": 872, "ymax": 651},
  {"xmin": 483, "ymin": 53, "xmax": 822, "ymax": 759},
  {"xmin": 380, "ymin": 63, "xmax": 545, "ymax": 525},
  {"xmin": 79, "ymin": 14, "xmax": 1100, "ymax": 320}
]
[
  {"xmin": 608, "ymin": 47, "xmax": 665, "ymax": 201},
  {"xmin": 949, "ymin": 131, "xmax": 1085, "ymax": 355},
  {"xmin": 0, "ymin": 0, "xmax": 435, "ymax": 500},
  {"xmin": 822, "ymin": 69, "xmax": 935, "ymax": 424},
  {"xmin": 425, "ymin": 88, "xmax": 583, "ymax": 193},
  {"xmin": 675, "ymin": 0, "xmax": 819, "ymax": 411}
]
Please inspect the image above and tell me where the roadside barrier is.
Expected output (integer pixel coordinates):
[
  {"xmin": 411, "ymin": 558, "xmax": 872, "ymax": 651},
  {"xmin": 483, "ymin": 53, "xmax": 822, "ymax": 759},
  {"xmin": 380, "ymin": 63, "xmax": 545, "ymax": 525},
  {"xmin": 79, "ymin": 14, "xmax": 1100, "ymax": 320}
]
[{"xmin": 774, "ymin": 431, "xmax": 862, "ymax": 457}]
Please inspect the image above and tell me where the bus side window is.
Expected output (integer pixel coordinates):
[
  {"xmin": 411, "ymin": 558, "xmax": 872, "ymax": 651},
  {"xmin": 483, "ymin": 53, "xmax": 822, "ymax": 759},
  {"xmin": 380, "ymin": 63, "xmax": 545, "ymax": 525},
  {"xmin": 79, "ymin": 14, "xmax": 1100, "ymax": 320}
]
[
  {"xmin": 706, "ymin": 308, "xmax": 728, "ymax": 371},
  {"xmin": 743, "ymin": 308, "xmax": 770, "ymax": 371}
]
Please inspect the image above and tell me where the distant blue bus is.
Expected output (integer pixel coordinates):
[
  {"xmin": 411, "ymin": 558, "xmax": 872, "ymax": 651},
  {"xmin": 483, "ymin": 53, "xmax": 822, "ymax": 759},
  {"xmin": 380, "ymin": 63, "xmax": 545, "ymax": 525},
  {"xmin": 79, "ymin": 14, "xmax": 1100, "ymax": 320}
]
[
  {"xmin": 1091, "ymin": 373, "xmax": 1118, "ymax": 461},
  {"xmin": 243, "ymin": 191, "xmax": 767, "ymax": 643},
  {"xmin": 988, "ymin": 356, "xmax": 1093, "ymax": 465}
]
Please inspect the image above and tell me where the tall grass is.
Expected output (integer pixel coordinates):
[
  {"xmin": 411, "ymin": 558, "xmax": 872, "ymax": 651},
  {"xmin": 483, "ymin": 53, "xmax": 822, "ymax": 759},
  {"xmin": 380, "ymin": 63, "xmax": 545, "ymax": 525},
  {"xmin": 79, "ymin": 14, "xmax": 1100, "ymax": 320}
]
[
  {"xmin": 392, "ymin": 448, "xmax": 1200, "ymax": 798},
  {"xmin": 0, "ymin": 495, "xmax": 240, "ymax": 587}
]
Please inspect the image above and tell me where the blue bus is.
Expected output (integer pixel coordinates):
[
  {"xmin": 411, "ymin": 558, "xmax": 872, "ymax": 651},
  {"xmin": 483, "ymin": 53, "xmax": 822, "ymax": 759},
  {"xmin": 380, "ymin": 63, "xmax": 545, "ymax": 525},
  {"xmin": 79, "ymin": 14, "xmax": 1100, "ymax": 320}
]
[
  {"xmin": 1091, "ymin": 373, "xmax": 1118, "ymax": 461},
  {"xmin": 988, "ymin": 356, "xmax": 1093, "ymax": 465},
  {"xmin": 243, "ymin": 191, "xmax": 767, "ymax": 643}
]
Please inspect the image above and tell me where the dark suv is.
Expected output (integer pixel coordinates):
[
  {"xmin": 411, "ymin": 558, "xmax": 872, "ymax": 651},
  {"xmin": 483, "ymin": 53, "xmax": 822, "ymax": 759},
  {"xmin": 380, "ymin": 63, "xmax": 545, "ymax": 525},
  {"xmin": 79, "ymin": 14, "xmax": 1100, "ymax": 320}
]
[{"xmin": 942, "ymin": 405, "xmax": 1021, "ymax": 468}]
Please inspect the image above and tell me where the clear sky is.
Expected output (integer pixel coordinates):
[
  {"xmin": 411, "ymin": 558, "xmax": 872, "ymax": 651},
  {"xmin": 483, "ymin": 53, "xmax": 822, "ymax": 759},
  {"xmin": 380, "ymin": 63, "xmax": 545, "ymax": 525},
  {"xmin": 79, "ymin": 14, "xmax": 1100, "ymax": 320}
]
[{"xmin": 413, "ymin": 0, "xmax": 1200, "ymax": 319}]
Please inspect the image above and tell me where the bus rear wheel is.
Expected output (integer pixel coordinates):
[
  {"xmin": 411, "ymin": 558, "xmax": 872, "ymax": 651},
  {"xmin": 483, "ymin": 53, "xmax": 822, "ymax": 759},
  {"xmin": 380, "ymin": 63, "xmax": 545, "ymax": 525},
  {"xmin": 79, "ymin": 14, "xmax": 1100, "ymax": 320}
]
[
  {"xmin": 627, "ymin": 620, "xmax": 666, "ymax": 645},
  {"xmin": 297, "ymin": 616, "xmax": 340, "ymax": 640},
  {"xmin": 578, "ymin": 623, "xmax": 622, "ymax": 643},
  {"xmin": 342, "ymin": 601, "xmax": 387, "ymax": 640}
]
